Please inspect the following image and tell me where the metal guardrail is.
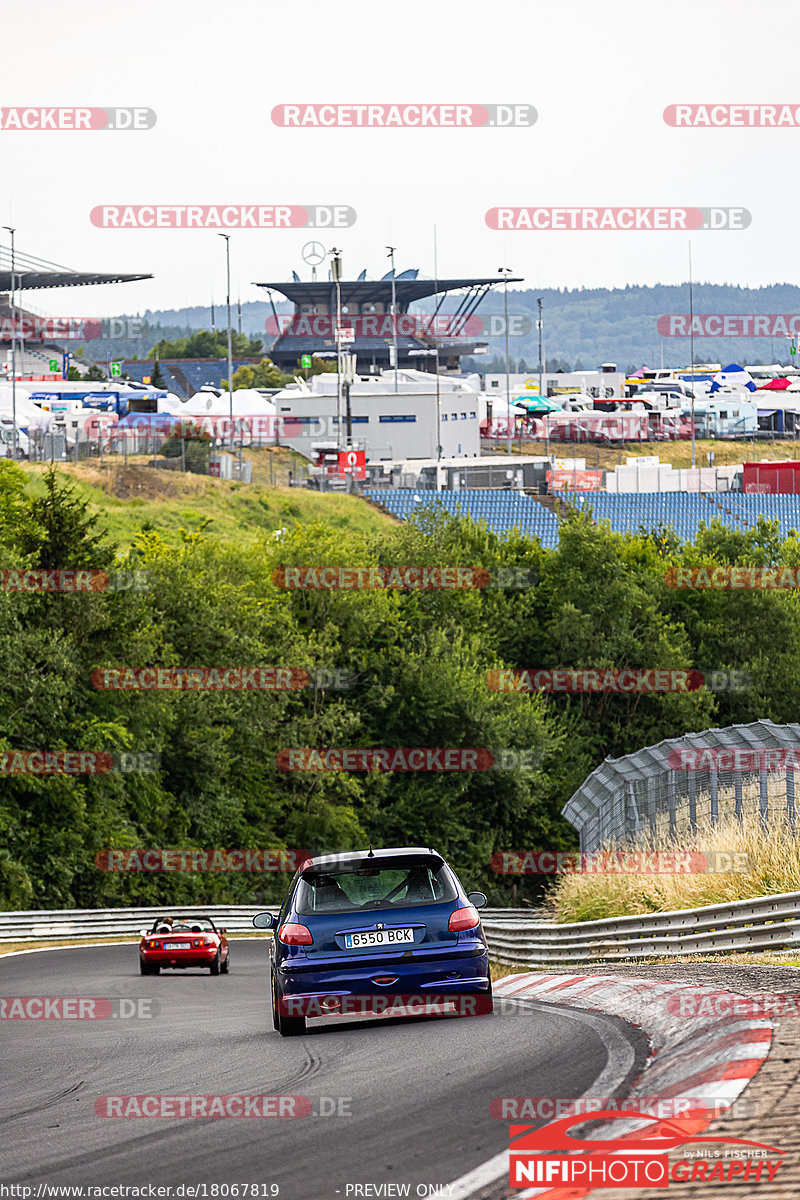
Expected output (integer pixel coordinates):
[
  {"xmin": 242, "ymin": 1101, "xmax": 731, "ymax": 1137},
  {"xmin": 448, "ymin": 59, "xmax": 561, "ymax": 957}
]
[
  {"xmin": 0, "ymin": 905, "xmax": 279, "ymax": 942},
  {"xmin": 4, "ymin": 897, "xmax": 795, "ymax": 962},
  {"xmin": 482, "ymin": 891, "xmax": 800, "ymax": 964},
  {"xmin": 0, "ymin": 905, "xmax": 540, "ymax": 944}
]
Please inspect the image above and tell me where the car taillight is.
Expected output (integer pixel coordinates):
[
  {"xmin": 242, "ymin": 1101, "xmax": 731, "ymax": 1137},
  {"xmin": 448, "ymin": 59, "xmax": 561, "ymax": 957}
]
[
  {"xmin": 148, "ymin": 940, "xmax": 158, "ymax": 949},
  {"xmin": 278, "ymin": 922, "xmax": 313, "ymax": 945},
  {"xmin": 449, "ymin": 906, "xmax": 480, "ymax": 932},
  {"xmin": 192, "ymin": 938, "xmax": 214, "ymax": 947}
]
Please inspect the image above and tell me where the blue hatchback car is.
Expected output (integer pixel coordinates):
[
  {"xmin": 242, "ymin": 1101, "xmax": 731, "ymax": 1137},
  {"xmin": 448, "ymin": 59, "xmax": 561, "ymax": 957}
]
[{"xmin": 253, "ymin": 846, "xmax": 492, "ymax": 1036}]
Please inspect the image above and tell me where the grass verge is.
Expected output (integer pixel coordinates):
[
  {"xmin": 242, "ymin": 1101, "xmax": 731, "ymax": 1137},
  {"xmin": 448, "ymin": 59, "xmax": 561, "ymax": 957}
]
[{"xmin": 549, "ymin": 815, "xmax": 800, "ymax": 923}]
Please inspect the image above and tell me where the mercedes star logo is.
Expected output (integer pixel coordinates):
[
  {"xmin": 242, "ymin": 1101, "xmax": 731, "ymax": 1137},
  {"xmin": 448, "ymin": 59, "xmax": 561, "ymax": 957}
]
[{"xmin": 301, "ymin": 240, "xmax": 327, "ymax": 266}]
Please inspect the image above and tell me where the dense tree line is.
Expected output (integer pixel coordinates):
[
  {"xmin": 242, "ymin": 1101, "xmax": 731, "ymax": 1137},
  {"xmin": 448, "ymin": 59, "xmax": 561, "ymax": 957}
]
[{"xmin": 1, "ymin": 464, "xmax": 798, "ymax": 911}]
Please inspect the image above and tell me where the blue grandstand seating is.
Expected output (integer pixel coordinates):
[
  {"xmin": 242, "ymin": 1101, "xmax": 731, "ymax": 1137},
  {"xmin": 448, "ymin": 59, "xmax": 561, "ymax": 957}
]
[
  {"xmin": 569, "ymin": 492, "xmax": 800, "ymax": 542},
  {"xmin": 364, "ymin": 488, "xmax": 800, "ymax": 548},
  {"xmin": 363, "ymin": 489, "xmax": 561, "ymax": 549}
]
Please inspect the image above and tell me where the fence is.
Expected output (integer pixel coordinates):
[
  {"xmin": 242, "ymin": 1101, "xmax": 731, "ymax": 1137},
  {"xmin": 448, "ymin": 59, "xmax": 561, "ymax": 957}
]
[
  {"xmin": 21, "ymin": 433, "xmax": 310, "ymax": 486},
  {"xmin": 562, "ymin": 719, "xmax": 800, "ymax": 851}
]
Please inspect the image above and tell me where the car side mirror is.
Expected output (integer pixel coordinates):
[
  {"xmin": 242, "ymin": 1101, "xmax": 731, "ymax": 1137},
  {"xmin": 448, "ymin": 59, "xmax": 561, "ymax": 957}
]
[
  {"xmin": 253, "ymin": 912, "xmax": 277, "ymax": 930},
  {"xmin": 219, "ymin": 928, "xmax": 227, "ymax": 934},
  {"xmin": 467, "ymin": 891, "xmax": 488, "ymax": 909}
]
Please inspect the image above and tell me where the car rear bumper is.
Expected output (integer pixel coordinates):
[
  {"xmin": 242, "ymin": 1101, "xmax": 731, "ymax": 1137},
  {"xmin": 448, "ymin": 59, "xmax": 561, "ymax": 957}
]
[
  {"xmin": 141, "ymin": 950, "xmax": 219, "ymax": 968},
  {"xmin": 275, "ymin": 947, "xmax": 490, "ymax": 1016}
]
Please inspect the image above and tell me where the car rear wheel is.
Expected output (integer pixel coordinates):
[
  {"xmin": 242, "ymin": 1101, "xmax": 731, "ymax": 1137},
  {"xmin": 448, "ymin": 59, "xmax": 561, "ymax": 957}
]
[
  {"xmin": 140, "ymin": 960, "xmax": 159, "ymax": 976},
  {"xmin": 272, "ymin": 976, "xmax": 305, "ymax": 1036},
  {"xmin": 221, "ymin": 952, "xmax": 229, "ymax": 974},
  {"xmin": 277, "ymin": 1011, "xmax": 306, "ymax": 1037},
  {"xmin": 209, "ymin": 951, "xmax": 221, "ymax": 976}
]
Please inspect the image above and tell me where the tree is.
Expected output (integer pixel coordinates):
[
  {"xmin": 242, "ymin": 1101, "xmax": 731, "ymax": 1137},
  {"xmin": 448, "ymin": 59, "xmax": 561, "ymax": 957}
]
[
  {"xmin": 85, "ymin": 363, "xmax": 105, "ymax": 381},
  {"xmin": 227, "ymin": 358, "xmax": 289, "ymax": 390},
  {"xmin": 151, "ymin": 360, "xmax": 166, "ymax": 388}
]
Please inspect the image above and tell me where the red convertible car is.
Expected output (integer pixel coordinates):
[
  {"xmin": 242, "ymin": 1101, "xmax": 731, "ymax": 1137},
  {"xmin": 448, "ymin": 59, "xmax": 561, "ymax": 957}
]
[{"xmin": 139, "ymin": 916, "xmax": 230, "ymax": 975}]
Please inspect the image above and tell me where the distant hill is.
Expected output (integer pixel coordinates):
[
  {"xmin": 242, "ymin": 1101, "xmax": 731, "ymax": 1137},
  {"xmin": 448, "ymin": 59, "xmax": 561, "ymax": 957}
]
[{"xmin": 83, "ymin": 284, "xmax": 800, "ymax": 373}]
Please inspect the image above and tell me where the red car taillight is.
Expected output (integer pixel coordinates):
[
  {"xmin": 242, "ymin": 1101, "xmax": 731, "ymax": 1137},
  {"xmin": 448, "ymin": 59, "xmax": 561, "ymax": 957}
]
[
  {"xmin": 192, "ymin": 938, "xmax": 214, "ymax": 947},
  {"xmin": 449, "ymin": 905, "xmax": 480, "ymax": 932},
  {"xmin": 278, "ymin": 922, "xmax": 313, "ymax": 945}
]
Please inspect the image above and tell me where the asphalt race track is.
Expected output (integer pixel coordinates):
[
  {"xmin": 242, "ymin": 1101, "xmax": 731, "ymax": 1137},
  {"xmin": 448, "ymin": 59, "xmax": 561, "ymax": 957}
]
[{"xmin": 0, "ymin": 943, "xmax": 647, "ymax": 1198}]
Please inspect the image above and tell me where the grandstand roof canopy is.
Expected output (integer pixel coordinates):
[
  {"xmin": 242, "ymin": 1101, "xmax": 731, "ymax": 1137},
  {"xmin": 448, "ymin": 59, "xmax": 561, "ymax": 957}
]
[
  {"xmin": 0, "ymin": 242, "xmax": 151, "ymax": 292},
  {"xmin": 0, "ymin": 269, "xmax": 152, "ymax": 291},
  {"xmin": 254, "ymin": 276, "xmax": 524, "ymax": 308}
]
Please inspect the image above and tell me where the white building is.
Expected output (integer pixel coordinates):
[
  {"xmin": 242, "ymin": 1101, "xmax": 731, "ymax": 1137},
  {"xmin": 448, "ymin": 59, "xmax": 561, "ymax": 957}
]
[
  {"xmin": 271, "ymin": 368, "xmax": 481, "ymax": 462},
  {"xmin": 484, "ymin": 368, "xmax": 625, "ymax": 401}
]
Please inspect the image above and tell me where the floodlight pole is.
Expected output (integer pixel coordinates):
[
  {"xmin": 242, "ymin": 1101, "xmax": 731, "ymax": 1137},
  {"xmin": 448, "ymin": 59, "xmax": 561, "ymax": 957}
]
[
  {"xmin": 3, "ymin": 227, "xmax": 17, "ymax": 459},
  {"xmin": 218, "ymin": 234, "xmax": 234, "ymax": 451},
  {"xmin": 499, "ymin": 268, "xmax": 513, "ymax": 454},
  {"xmin": 689, "ymin": 242, "xmax": 695, "ymax": 468},
  {"xmin": 386, "ymin": 245, "xmax": 398, "ymax": 391},
  {"xmin": 331, "ymin": 249, "xmax": 343, "ymax": 451}
]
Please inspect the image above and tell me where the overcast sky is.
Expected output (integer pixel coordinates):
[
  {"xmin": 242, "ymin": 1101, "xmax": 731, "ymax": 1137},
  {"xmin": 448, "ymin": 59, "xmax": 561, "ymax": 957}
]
[{"xmin": 2, "ymin": 0, "xmax": 796, "ymax": 318}]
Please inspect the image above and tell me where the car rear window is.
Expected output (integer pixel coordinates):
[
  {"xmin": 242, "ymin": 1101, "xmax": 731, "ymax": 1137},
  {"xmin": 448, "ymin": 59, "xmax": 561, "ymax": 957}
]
[{"xmin": 294, "ymin": 859, "xmax": 456, "ymax": 914}]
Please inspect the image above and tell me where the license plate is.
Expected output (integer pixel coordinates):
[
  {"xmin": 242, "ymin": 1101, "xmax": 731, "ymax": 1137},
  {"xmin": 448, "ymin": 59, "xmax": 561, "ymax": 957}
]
[
  {"xmin": 343, "ymin": 928, "xmax": 414, "ymax": 949},
  {"xmin": 162, "ymin": 942, "xmax": 184, "ymax": 950}
]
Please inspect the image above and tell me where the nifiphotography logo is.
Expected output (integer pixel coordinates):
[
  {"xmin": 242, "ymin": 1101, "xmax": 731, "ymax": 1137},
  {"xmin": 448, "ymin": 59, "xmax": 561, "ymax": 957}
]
[{"xmin": 508, "ymin": 1110, "xmax": 784, "ymax": 1189}]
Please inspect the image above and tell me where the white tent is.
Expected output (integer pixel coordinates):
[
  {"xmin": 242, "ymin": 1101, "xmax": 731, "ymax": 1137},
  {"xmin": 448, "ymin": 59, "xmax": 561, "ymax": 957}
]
[
  {"xmin": 0, "ymin": 386, "xmax": 51, "ymax": 430},
  {"xmin": 181, "ymin": 388, "xmax": 276, "ymax": 417},
  {"xmin": 156, "ymin": 392, "xmax": 189, "ymax": 413}
]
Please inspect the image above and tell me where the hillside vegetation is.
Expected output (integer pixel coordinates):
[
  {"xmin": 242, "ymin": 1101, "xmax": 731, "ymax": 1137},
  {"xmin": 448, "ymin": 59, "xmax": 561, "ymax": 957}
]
[{"xmin": 3, "ymin": 462, "xmax": 800, "ymax": 914}]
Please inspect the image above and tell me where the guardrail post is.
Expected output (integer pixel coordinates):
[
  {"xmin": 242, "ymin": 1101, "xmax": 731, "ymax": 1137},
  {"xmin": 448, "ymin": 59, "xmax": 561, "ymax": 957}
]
[
  {"xmin": 625, "ymin": 782, "xmax": 641, "ymax": 838},
  {"xmin": 710, "ymin": 769, "xmax": 718, "ymax": 825},
  {"xmin": 788, "ymin": 769, "xmax": 796, "ymax": 828},
  {"xmin": 759, "ymin": 768, "xmax": 769, "ymax": 831},
  {"xmin": 647, "ymin": 775, "xmax": 657, "ymax": 838}
]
